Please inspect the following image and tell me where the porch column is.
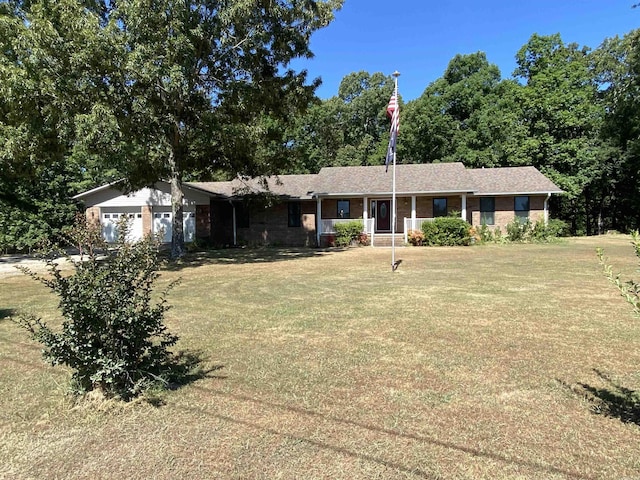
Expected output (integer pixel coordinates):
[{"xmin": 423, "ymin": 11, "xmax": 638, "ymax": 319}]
[
  {"xmin": 230, "ymin": 201, "xmax": 237, "ymax": 246},
  {"xmin": 316, "ymin": 196, "xmax": 322, "ymax": 246},
  {"xmin": 461, "ymin": 194, "xmax": 467, "ymax": 222},
  {"xmin": 363, "ymin": 197, "xmax": 369, "ymax": 234},
  {"xmin": 411, "ymin": 195, "xmax": 417, "ymax": 230},
  {"xmin": 544, "ymin": 193, "xmax": 550, "ymax": 224}
]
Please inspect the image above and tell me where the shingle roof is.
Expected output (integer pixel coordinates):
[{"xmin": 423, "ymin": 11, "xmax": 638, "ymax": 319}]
[
  {"xmin": 177, "ymin": 164, "xmax": 563, "ymax": 199},
  {"xmin": 313, "ymin": 163, "xmax": 474, "ymax": 196},
  {"xmin": 467, "ymin": 167, "xmax": 563, "ymax": 195},
  {"xmin": 190, "ymin": 174, "xmax": 316, "ymax": 199}
]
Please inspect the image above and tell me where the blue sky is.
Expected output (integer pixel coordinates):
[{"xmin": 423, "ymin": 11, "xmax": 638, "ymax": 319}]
[{"xmin": 292, "ymin": 0, "xmax": 639, "ymax": 101}]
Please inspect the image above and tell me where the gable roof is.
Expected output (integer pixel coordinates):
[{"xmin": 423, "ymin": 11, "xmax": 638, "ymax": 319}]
[{"xmin": 467, "ymin": 167, "xmax": 563, "ymax": 195}]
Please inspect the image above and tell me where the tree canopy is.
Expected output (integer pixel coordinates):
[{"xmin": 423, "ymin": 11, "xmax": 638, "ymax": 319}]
[
  {"xmin": 0, "ymin": 0, "xmax": 343, "ymax": 255},
  {"xmin": 2, "ymin": 8, "xmax": 640, "ymax": 248}
]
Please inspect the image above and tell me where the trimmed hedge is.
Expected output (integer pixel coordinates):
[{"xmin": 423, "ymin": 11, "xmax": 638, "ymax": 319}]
[{"xmin": 421, "ymin": 217, "xmax": 472, "ymax": 246}]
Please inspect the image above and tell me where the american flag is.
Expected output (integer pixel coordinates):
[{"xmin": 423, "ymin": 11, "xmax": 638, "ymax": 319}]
[{"xmin": 385, "ymin": 91, "xmax": 399, "ymax": 172}]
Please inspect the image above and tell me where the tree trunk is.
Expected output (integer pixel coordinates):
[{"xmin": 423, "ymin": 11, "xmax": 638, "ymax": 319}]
[{"xmin": 168, "ymin": 150, "xmax": 185, "ymax": 259}]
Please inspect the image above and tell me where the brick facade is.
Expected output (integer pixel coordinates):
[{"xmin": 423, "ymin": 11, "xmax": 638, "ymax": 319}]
[
  {"xmin": 470, "ymin": 195, "xmax": 547, "ymax": 231},
  {"xmin": 235, "ymin": 200, "xmax": 317, "ymax": 247},
  {"xmin": 195, "ymin": 204, "xmax": 211, "ymax": 240},
  {"xmin": 85, "ymin": 206, "xmax": 100, "ymax": 227},
  {"xmin": 320, "ymin": 198, "xmax": 364, "ymax": 220},
  {"xmin": 141, "ymin": 205, "xmax": 152, "ymax": 236}
]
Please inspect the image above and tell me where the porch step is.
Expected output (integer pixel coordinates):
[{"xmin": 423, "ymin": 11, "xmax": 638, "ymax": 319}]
[{"xmin": 370, "ymin": 234, "xmax": 405, "ymax": 247}]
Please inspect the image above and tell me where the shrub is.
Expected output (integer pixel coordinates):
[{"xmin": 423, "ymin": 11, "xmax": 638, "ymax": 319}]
[
  {"xmin": 15, "ymin": 217, "xmax": 180, "ymax": 400},
  {"xmin": 546, "ymin": 218, "xmax": 570, "ymax": 238},
  {"xmin": 597, "ymin": 230, "xmax": 640, "ymax": 317},
  {"xmin": 477, "ymin": 224, "xmax": 494, "ymax": 243},
  {"xmin": 334, "ymin": 220, "xmax": 365, "ymax": 247},
  {"xmin": 407, "ymin": 229, "xmax": 424, "ymax": 246},
  {"xmin": 421, "ymin": 217, "xmax": 472, "ymax": 246},
  {"xmin": 506, "ymin": 217, "xmax": 531, "ymax": 242}
]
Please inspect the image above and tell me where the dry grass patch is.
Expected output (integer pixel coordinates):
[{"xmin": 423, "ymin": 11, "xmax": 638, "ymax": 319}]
[{"xmin": 1, "ymin": 236, "xmax": 640, "ymax": 479}]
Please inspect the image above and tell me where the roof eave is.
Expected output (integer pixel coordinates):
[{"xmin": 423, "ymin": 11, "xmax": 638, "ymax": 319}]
[
  {"xmin": 313, "ymin": 189, "xmax": 475, "ymax": 198},
  {"xmin": 471, "ymin": 190, "xmax": 564, "ymax": 196},
  {"xmin": 72, "ymin": 179, "xmax": 125, "ymax": 200}
]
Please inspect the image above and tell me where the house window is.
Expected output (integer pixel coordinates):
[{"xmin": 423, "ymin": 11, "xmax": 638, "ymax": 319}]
[
  {"xmin": 480, "ymin": 197, "xmax": 495, "ymax": 225},
  {"xmin": 514, "ymin": 196, "xmax": 530, "ymax": 223},
  {"xmin": 433, "ymin": 198, "xmax": 447, "ymax": 217},
  {"xmin": 236, "ymin": 203, "xmax": 250, "ymax": 228},
  {"xmin": 288, "ymin": 202, "xmax": 301, "ymax": 227},
  {"xmin": 337, "ymin": 200, "xmax": 350, "ymax": 218}
]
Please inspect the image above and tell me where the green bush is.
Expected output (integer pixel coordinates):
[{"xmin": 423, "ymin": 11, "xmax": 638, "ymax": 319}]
[
  {"xmin": 597, "ymin": 230, "xmax": 640, "ymax": 317},
  {"xmin": 421, "ymin": 217, "xmax": 472, "ymax": 246},
  {"xmin": 477, "ymin": 224, "xmax": 493, "ymax": 243},
  {"xmin": 15, "ymin": 218, "xmax": 179, "ymax": 400},
  {"xmin": 506, "ymin": 217, "xmax": 531, "ymax": 242},
  {"xmin": 546, "ymin": 218, "xmax": 570, "ymax": 238},
  {"xmin": 334, "ymin": 220, "xmax": 365, "ymax": 247}
]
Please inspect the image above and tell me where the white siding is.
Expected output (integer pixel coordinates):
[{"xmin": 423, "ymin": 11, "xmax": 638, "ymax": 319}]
[{"xmin": 80, "ymin": 182, "xmax": 210, "ymax": 208}]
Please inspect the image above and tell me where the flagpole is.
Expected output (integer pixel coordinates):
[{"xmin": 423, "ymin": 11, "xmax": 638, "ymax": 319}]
[{"xmin": 391, "ymin": 71, "xmax": 400, "ymax": 271}]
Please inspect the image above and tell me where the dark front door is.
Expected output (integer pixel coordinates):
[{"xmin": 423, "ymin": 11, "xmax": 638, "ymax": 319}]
[{"xmin": 376, "ymin": 200, "xmax": 391, "ymax": 232}]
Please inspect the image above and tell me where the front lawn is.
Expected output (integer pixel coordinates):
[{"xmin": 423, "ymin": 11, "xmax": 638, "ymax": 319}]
[{"xmin": 1, "ymin": 236, "xmax": 639, "ymax": 479}]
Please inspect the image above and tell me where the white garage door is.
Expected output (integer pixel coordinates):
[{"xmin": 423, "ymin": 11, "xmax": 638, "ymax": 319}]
[
  {"xmin": 153, "ymin": 210, "xmax": 195, "ymax": 243},
  {"xmin": 101, "ymin": 209, "xmax": 144, "ymax": 243}
]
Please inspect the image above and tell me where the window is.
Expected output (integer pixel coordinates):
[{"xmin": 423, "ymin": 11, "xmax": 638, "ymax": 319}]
[
  {"xmin": 288, "ymin": 202, "xmax": 301, "ymax": 227},
  {"xmin": 480, "ymin": 197, "xmax": 495, "ymax": 225},
  {"xmin": 433, "ymin": 198, "xmax": 447, "ymax": 217},
  {"xmin": 337, "ymin": 200, "xmax": 350, "ymax": 218},
  {"xmin": 236, "ymin": 203, "xmax": 250, "ymax": 228},
  {"xmin": 514, "ymin": 196, "xmax": 530, "ymax": 223}
]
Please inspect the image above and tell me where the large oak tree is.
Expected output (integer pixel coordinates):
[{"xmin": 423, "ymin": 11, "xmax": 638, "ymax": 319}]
[{"xmin": 1, "ymin": 0, "xmax": 342, "ymax": 257}]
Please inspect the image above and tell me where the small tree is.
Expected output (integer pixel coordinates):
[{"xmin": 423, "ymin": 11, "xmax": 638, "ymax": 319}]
[
  {"xmin": 597, "ymin": 231, "xmax": 640, "ymax": 317},
  {"xmin": 15, "ymin": 217, "xmax": 179, "ymax": 400}
]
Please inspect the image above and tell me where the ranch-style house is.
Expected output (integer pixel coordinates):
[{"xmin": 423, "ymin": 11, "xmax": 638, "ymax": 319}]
[{"xmin": 74, "ymin": 162, "xmax": 563, "ymax": 247}]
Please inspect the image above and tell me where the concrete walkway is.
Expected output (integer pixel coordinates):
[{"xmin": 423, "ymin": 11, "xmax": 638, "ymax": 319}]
[{"xmin": 0, "ymin": 254, "xmax": 79, "ymax": 278}]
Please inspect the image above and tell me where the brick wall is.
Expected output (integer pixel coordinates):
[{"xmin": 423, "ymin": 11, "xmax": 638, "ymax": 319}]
[
  {"xmin": 195, "ymin": 204, "xmax": 211, "ymax": 241},
  {"xmin": 414, "ymin": 195, "xmax": 462, "ymax": 218},
  {"xmin": 320, "ymin": 198, "xmax": 364, "ymax": 219},
  {"xmin": 470, "ymin": 195, "xmax": 547, "ymax": 231},
  {"xmin": 237, "ymin": 200, "xmax": 317, "ymax": 247},
  {"xmin": 141, "ymin": 205, "xmax": 152, "ymax": 236},
  {"xmin": 85, "ymin": 206, "xmax": 100, "ymax": 227}
]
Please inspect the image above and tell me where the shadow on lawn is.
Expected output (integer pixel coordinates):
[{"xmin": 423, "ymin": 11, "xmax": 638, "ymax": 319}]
[
  {"xmin": 182, "ymin": 386, "xmax": 593, "ymax": 479},
  {"xmin": 0, "ymin": 308, "xmax": 14, "ymax": 322},
  {"xmin": 561, "ymin": 369, "xmax": 640, "ymax": 426},
  {"xmin": 147, "ymin": 350, "xmax": 226, "ymax": 407},
  {"xmin": 162, "ymin": 247, "xmax": 338, "ymax": 270}
]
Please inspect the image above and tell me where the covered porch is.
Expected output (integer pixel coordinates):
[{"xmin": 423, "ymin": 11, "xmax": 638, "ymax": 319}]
[{"xmin": 314, "ymin": 194, "xmax": 469, "ymax": 247}]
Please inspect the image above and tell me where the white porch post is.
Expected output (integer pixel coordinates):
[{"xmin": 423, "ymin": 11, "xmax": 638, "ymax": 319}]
[
  {"xmin": 363, "ymin": 196, "xmax": 368, "ymax": 233},
  {"xmin": 229, "ymin": 201, "xmax": 237, "ymax": 246},
  {"xmin": 411, "ymin": 195, "xmax": 417, "ymax": 230},
  {"xmin": 544, "ymin": 193, "xmax": 550, "ymax": 224},
  {"xmin": 461, "ymin": 194, "xmax": 467, "ymax": 222},
  {"xmin": 316, "ymin": 196, "xmax": 322, "ymax": 246}
]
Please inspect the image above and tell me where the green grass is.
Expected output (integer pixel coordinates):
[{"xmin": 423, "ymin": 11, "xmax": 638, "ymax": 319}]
[{"xmin": 1, "ymin": 236, "xmax": 640, "ymax": 479}]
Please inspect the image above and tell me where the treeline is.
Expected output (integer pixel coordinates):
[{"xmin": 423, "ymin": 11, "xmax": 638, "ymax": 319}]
[
  {"xmin": 286, "ymin": 31, "xmax": 640, "ymax": 236},
  {"xmin": 1, "ymin": 6, "xmax": 638, "ymax": 252}
]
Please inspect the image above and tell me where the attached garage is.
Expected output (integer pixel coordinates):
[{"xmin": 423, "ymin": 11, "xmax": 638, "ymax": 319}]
[
  {"xmin": 101, "ymin": 207, "xmax": 144, "ymax": 243},
  {"xmin": 74, "ymin": 181, "xmax": 213, "ymax": 244},
  {"xmin": 152, "ymin": 208, "xmax": 196, "ymax": 243}
]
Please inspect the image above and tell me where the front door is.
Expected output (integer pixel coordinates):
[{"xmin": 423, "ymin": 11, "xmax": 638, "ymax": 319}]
[{"xmin": 376, "ymin": 200, "xmax": 391, "ymax": 232}]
